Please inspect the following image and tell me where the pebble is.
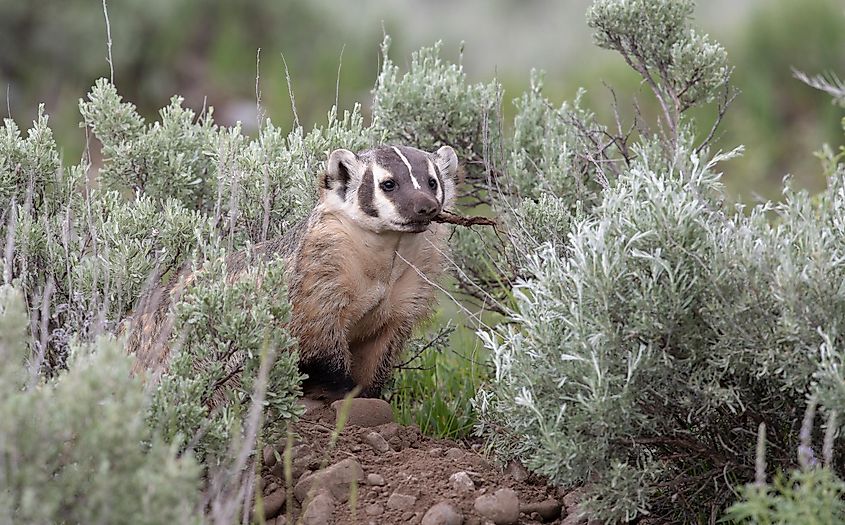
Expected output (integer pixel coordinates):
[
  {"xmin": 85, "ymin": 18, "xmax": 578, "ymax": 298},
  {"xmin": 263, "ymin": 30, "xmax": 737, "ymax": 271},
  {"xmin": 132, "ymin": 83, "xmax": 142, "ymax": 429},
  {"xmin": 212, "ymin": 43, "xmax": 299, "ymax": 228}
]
[
  {"xmin": 300, "ymin": 491, "xmax": 335, "ymax": 525},
  {"xmin": 259, "ymin": 489, "xmax": 286, "ymax": 520},
  {"xmin": 474, "ymin": 488, "xmax": 520, "ymax": 525},
  {"xmin": 376, "ymin": 422, "xmax": 401, "ymax": 440},
  {"xmin": 428, "ymin": 447, "xmax": 443, "ymax": 457},
  {"xmin": 560, "ymin": 504, "xmax": 600, "ymax": 525},
  {"xmin": 365, "ymin": 431, "xmax": 391, "ymax": 453},
  {"xmin": 445, "ymin": 448, "xmax": 464, "ymax": 461},
  {"xmin": 505, "ymin": 459, "xmax": 530, "ymax": 482},
  {"xmin": 263, "ymin": 445, "xmax": 278, "ymax": 467},
  {"xmin": 366, "ymin": 473, "xmax": 386, "ymax": 486},
  {"xmin": 422, "ymin": 501, "xmax": 463, "ymax": 525},
  {"xmin": 449, "ymin": 471, "xmax": 476, "ymax": 492},
  {"xmin": 294, "ymin": 457, "xmax": 364, "ymax": 503},
  {"xmin": 521, "ymin": 499, "xmax": 562, "ymax": 522},
  {"xmin": 387, "ymin": 492, "xmax": 418, "ymax": 511},
  {"xmin": 331, "ymin": 398, "xmax": 394, "ymax": 428},
  {"xmin": 365, "ymin": 503, "xmax": 385, "ymax": 516},
  {"xmin": 271, "ymin": 453, "xmax": 316, "ymax": 481},
  {"xmin": 562, "ymin": 489, "xmax": 583, "ymax": 510}
]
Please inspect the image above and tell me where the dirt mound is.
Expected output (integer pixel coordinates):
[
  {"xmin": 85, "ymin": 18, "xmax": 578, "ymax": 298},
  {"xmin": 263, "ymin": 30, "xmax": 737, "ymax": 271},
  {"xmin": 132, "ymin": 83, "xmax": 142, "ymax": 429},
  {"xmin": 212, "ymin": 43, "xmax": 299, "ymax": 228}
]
[{"xmin": 256, "ymin": 398, "xmax": 588, "ymax": 525}]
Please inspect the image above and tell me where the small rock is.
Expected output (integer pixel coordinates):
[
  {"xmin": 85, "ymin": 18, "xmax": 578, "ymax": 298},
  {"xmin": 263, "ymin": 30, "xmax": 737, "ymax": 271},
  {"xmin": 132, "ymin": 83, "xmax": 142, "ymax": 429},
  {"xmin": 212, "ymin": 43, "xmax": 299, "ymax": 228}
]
[
  {"xmin": 445, "ymin": 448, "xmax": 464, "ymax": 461},
  {"xmin": 387, "ymin": 492, "xmax": 418, "ymax": 511},
  {"xmin": 258, "ymin": 489, "xmax": 286, "ymax": 520},
  {"xmin": 271, "ymin": 453, "xmax": 316, "ymax": 481},
  {"xmin": 474, "ymin": 488, "xmax": 520, "ymax": 525},
  {"xmin": 331, "ymin": 398, "xmax": 394, "ymax": 428},
  {"xmin": 505, "ymin": 460, "xmax": 530, "ymax": 482},
  {"xmin": 263, "ymin": 445, "xmax": 278, "ymax": 467},
  {"xmin": 366, "ymin": 473, "xmax": 386, "ymax": 486},
  {"xmin": 376, "ymin": 422, "xmax": 401, "ymax": 440},
  {"xmin": 294, "ymin": 458, "xmax": 364, "ymax": 503},
  {"xmin": 365, "ymin": 503, "xmax": 385, "ymax": 516},
  {"xmin": 422, "ymin": 501, "xmax": 463, "ymax": 525},
  {"xmin": 449, "ymin": 471, "xmax": 475, "ymax": 493},
  {"xmin": 562, "ymin": 489, "xmax": 583, "ymax": 511},
  {"xmin": 428, "ymin": 447, "xmax": 443, "ymax": 457},
  {"xmin": 521, "ymin": 499, "xmax": 562, "ymax": 522},
  {"xmin": 560, "ymin": 513, "xmax": 581, "ymax": 525},
  {"xmin": 365, "ymin": 431, "xmax": 391, "ymax": 453},
  {"xmin": 300, "ymin": 491, "xmax": 335, "ymax": 525},
  {"xmin": 560, "ymin": 504, "xmax": 593, "ymax": 525}
]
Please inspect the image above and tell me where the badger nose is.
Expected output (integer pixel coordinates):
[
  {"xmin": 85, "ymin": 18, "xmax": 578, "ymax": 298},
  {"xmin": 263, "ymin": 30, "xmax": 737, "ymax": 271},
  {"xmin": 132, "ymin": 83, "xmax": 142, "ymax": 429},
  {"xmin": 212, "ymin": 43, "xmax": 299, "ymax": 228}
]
[{"xmin": 414, "ymin": 196, "xmax": 439, "ymax": 219}]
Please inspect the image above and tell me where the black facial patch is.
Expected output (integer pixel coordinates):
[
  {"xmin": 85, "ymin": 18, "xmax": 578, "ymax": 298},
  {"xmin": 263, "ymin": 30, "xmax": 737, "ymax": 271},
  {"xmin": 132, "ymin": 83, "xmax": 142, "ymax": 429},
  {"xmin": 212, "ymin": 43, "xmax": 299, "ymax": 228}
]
[{"xmin": 357, "ymin": 168, "xmax": 379, "ymax": 217}]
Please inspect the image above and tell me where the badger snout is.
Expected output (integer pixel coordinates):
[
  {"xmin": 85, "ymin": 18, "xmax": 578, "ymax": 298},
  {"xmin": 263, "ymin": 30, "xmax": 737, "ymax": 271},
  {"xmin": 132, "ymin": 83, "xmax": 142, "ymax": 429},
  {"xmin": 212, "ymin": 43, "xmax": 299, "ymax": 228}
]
[{"xmin": 411, "ymin": 194, "xmax": 440, "ymax": 221}]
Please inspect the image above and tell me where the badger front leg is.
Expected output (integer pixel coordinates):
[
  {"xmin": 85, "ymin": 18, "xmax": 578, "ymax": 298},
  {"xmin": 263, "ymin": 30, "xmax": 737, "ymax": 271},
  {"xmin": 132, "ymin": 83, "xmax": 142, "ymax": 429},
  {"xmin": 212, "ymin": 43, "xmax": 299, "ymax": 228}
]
[
  {"xmin": 351, "ymin": 281, "xmax": 437, "ymax": 398},
  {"xmin": 288, "ymin": 268, "xmax": 357, "ymax": 400},
  {"xmin": 350, "ymin": 320, "xmax": 415, "ymax": 398}
]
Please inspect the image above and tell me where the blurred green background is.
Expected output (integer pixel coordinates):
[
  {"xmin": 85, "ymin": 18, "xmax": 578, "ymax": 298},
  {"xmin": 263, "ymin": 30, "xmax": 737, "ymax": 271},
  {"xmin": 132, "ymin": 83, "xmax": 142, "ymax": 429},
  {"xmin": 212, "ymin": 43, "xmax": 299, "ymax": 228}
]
[{"xmin": 1, "ymin": 0, "xmax": 843, "ymax": 201}]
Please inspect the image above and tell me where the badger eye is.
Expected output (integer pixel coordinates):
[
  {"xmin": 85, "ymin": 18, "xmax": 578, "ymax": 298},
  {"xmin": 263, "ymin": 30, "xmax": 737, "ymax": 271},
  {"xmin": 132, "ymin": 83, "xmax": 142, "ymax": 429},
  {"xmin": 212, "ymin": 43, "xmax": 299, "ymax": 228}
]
[
  {"xmin": 428, "ymin": 177, "xmax": 438, "ymax": 190},
  {"xmin": 380, "ymin": 179, "xmax": 396, "ymax": 192}
]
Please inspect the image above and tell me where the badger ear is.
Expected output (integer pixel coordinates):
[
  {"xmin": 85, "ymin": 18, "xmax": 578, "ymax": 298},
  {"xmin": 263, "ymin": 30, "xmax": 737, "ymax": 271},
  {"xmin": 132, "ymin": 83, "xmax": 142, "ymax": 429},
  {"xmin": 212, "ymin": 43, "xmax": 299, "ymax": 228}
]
[
  {"xmin": 432, "ymin": 145, "xmax": 458, "ymax": 180},
  {"xmin": 322, "ymin": 148, "xmax": 362, "ymax": 199},
  {"xmin": 432, "ymin": 145, "xmax": 459, "ymax": 208}
]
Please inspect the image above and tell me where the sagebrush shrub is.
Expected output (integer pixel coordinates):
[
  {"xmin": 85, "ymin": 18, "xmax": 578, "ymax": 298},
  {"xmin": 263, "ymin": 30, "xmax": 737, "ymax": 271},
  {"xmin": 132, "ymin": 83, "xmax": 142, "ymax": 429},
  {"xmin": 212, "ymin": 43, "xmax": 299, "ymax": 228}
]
[
  {"xmin": 1, "ymin": 71, "xmax": 376, "ymax": 520},
  {"xmin": 0, "ymin": 286, "xmax": 201, "ymax": 524},
  {"xmin": 148, "ymin": 249, "xmax": 303, "ymax": 464},
  {"xmin": 469, "ymin": 1, "xmax": 845, "ymax": 522}
]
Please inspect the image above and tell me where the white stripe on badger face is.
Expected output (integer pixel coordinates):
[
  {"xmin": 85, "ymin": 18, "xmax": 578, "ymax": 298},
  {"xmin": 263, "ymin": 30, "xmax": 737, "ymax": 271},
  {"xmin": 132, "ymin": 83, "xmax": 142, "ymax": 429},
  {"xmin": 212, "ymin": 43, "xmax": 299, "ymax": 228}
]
[
  {"xmin": 427, "ymin": 158, "xmax": 443, "ymax": 204},
  {"xmin": 371, "ymin": 163, "xmax": 401, "ymax": 219},
  {"xmin": 392, "ymin": 146, "xmax": 421, "ymax": 190}
]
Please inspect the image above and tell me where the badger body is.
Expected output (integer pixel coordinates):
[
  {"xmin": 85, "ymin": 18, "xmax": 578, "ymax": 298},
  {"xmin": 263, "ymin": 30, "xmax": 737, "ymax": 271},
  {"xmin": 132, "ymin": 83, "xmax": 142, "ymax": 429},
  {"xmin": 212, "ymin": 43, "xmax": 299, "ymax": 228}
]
[{"xmin": 126, "ymin": 145, "xmax": 458, "ymax": 399}]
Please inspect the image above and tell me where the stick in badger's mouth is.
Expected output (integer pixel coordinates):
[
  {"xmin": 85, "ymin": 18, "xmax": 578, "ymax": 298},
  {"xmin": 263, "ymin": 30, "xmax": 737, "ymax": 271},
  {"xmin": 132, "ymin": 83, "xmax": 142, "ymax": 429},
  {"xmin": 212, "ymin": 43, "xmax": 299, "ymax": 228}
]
[{"xmin": 433, "ymin": 210, "xmax": 497, "ymax": 228}]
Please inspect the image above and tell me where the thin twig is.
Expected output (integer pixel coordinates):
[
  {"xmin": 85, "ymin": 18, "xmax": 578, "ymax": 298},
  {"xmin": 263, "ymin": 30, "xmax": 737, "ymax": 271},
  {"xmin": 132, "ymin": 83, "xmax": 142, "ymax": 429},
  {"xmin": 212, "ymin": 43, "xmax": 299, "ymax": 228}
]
[
  {"xmin": 255, "ymin": 48, "xmax": 264, "ymax": 129},
  {"xmin": 280, "ymin": 53, "xmax": 300, "ymax": 129},
  {"xmin": 102, "ymin": 0, "xmax": 114, "ymax": 84},
  {"xmin": 335, "ymin": 44, "xmax": 345, "ymax": 111}
]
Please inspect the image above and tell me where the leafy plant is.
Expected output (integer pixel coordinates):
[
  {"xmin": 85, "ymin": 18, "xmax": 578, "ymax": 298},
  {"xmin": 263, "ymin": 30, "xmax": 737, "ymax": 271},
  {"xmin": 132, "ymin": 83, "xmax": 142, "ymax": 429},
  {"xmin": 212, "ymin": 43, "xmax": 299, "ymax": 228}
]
[{"xmin": 0, "ymin": 286, "xmax": 201, "ymax": 524}]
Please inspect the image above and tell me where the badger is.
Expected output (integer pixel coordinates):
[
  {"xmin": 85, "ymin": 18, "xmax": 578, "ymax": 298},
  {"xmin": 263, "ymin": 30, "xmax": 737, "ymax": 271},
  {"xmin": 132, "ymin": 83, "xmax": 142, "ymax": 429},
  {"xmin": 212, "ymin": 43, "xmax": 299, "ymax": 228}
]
[{"xmin": 126, "ymin": 144, "xmax": 458, "ymax": 400}]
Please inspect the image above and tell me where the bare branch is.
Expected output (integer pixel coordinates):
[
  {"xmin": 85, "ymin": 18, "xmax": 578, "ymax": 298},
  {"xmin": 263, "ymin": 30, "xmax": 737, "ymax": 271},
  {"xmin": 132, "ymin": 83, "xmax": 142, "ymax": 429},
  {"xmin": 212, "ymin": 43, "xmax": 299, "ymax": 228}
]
[
  {"xmin": 434, "ymin": 210, "xmax": 497, "ymax": 228},
  {"xmin": 101, "ymin": 0, "xmax": 114, "ymax": 84}
]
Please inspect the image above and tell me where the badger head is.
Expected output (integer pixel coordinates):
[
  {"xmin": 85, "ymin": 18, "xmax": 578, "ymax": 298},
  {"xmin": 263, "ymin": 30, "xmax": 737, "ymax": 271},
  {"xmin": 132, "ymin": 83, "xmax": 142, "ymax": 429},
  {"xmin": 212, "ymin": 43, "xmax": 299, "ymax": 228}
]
[{"xmin": 320, "ymin": 145, "xmax": 458, "ymax": 233}]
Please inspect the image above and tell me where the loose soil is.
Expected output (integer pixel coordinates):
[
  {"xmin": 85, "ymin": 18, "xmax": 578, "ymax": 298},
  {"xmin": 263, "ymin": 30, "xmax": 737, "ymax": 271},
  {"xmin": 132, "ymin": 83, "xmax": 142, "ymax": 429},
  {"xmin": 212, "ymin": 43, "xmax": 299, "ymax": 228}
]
[{"xmin": 257, "ymin": 398, "xmax": 581, "ymax": 525}]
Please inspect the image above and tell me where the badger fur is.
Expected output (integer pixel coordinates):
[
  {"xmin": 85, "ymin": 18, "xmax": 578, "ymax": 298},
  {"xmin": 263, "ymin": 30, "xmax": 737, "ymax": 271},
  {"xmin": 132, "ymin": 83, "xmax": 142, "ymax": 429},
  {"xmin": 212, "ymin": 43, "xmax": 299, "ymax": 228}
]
[{"xmin": 126, "ymin": 144, "xmax": 459, "ymax": 400}]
